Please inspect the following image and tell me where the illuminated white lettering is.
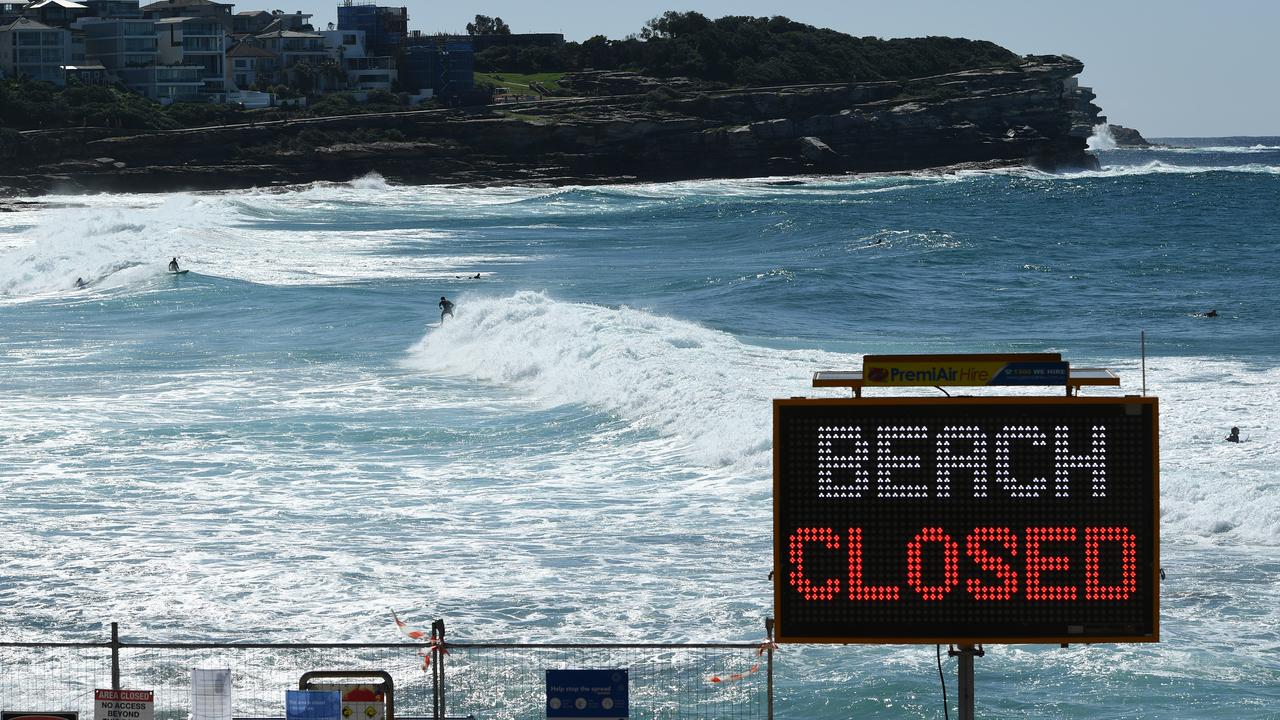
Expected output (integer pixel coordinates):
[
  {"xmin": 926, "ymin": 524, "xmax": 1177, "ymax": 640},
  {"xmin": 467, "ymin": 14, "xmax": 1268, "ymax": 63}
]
[
  {"xmin": 936, "ymin": 425, "xmax": 987, "ymax": 498},
  {"xmin": 1054, "ymin": 424, "xmax": 1108, "ymax": 497},
  {"xmin": 877, "ymin": 425, "xmax": 930, "ymax": 498},
  {"xmin": 994, "ymin": 425, "xmax": 1049, "ymax": 498},
  {"xmin": 816, "ymin": 425, "xmax": 870, "ymax": 498}
]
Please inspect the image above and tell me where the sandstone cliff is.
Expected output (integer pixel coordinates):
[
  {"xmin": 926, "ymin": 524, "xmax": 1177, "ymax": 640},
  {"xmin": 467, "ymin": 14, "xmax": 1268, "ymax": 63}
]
[{"xmin": 1, "ymin": 55, "xmax": 1102, "ymax": 197}]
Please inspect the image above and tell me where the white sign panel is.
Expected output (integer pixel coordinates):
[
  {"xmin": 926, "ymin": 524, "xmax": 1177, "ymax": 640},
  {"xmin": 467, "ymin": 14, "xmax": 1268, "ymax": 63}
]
[{"xmin": 94, "ymin": 690, "xmax": 153, "ymax": 720}]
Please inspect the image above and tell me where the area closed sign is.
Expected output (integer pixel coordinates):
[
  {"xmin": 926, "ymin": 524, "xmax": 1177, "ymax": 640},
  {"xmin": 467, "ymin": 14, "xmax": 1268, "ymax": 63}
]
[
  {"xmin": 94, "ymin": 690, "xmax": 153, "ymax": 720},
  {"xmin": 773, "ymin": 396, "xmax": 1159, "ymax": 644}
]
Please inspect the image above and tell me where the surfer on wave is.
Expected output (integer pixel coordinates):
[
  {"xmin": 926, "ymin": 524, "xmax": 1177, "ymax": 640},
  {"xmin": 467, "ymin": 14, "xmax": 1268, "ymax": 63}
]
[
  {"xmin": 168, "ymin": 257, "xmax": 180, "ymax": 272},
  {"xmin": 439, "ymin": 296, "xmax": 455, "ymax": 323}
]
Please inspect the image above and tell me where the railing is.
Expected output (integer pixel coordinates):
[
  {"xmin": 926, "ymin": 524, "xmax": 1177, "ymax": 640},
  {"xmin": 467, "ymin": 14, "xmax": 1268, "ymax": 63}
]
[{"xmin": 0, "ymin": 621, "xmax": 774, "ymax": 720}]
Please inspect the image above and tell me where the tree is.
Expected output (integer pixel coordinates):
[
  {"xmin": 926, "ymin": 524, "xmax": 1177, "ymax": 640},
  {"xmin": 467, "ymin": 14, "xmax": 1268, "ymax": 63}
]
[{"xmin": 466, "ymin": 14, "xmax": 510, "ymax": 35}]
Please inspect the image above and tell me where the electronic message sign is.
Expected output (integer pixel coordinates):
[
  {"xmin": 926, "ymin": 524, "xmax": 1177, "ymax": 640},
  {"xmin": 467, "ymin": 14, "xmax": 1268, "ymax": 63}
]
[{"xmin": 773, "ymin": 396, "xmax": 1158, "ymax": 644}]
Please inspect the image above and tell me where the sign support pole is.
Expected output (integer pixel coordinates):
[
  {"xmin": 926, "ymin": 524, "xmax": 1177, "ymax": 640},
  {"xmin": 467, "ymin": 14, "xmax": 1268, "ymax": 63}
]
[{"xmin": 950, "ymin": 644, "xmax": 984, "ymax": 720}]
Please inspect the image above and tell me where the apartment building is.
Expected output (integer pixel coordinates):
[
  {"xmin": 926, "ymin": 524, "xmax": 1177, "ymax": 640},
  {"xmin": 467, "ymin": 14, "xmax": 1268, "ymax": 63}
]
[
  {"xmin": 83, "ymin": 17, "xmax": 201, "ymax": 100},
  {"xmin": 154, "ymin": 14, "xmax": 225, "ymax": 96},
  {"xmin": 0, "ymin": 16, "xmax": 71, "ymax": 84}
]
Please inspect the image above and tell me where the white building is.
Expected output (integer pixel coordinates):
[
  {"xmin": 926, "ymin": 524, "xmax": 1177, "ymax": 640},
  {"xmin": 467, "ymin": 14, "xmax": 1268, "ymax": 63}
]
[
  {"xmin": 320, "ymin": 28, "xmax": 392, "ymax": 92},
  {"xmin": 226, "ymin": 41, "xmax": 275, "ymax": 90},
  {"xmin": 0, "ymin": 17, "xmax": 71, "ymax": 84}
]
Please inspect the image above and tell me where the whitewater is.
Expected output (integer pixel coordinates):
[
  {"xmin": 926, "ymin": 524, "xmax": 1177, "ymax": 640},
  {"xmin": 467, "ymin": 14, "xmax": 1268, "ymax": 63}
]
[{"xmin": 1, "ymin": 137, "xmax": 1278, "ymax": 718}]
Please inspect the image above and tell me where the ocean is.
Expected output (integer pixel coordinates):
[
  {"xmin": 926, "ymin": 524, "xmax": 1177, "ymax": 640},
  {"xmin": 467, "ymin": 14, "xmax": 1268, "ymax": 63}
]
[{"xmin": 1, "ymin": 136, "xmax": 1277, "ymax": 717}]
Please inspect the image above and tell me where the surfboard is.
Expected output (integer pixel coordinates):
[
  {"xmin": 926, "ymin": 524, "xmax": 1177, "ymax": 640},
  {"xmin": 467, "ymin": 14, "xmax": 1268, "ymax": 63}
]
[{"xmin": 169, "ymin": 269, "xmax": 189, "ymax": 275}]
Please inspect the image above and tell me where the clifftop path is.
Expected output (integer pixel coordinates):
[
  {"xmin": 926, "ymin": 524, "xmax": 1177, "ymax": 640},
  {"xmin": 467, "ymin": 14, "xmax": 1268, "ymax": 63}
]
[{"xmin": 2, "ymin": 56, "xmax": 1102, "ymax": 196}]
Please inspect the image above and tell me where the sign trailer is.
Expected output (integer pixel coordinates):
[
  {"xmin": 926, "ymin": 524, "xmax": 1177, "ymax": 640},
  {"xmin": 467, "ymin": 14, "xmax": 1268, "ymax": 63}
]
[{"xmin": 774, "ymin": 355, "xmax": 1159, "ymax": 717}]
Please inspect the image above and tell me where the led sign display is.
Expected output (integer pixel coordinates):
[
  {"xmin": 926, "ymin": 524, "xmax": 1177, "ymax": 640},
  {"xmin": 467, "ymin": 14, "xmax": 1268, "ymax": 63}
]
[{"xmin": 773, "ymin": 397, "xmax": 1158, "ymax": 644}]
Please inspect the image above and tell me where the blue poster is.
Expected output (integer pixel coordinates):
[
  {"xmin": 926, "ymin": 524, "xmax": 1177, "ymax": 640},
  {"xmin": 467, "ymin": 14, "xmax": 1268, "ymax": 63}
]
[{"xmin": 546, "ymin": 669, "xmax": 628, "ymax": 719}]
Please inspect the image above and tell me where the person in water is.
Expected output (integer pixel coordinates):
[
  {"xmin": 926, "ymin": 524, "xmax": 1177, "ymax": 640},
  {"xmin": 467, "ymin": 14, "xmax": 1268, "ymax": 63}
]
[
  {"xmin": 1204, "ymin": 309, "xmax": 1218, "ymax": 317},
  {"xmin": 1226, "ymin": 426, "xmax": 1240, "ymax": 443},
  {"xmin": 74, "ymin": 277, "xmax": 86, "ymax": 289},
  {"xmin": 439, "ymin": 296, "xmax": 455, "ymax": 323},
  {"xmin": 168, "ymin": 257, "xmax": 180, "ymax": 272}
]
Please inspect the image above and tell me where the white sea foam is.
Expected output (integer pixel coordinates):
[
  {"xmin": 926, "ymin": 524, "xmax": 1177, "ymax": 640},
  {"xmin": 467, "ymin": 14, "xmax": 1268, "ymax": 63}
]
[
  {"xmin": 1160, "ymin": 144, "xmax": 1280, "ymax": 154},
  {"xmin": 403, "ymin": 291, "xmax": 849, "ymax": 469},
  {"xmin": 0, "ymin": 191, "xmax": 536, "ymax": 298},
  {"xmin": 1054, "ymin": 160, "xmax": 1280, "ymax": 179},
  {"xmin": 1086, "ymin": 123, "xmax": 1117, "ymax": 151}
]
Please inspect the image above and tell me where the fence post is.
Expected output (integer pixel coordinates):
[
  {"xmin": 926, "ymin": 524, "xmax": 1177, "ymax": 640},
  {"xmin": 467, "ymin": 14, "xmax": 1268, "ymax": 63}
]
[
  {"xmin": 111, "ymin": 622, "xmax": 121, "ymax": 690},
  {"xmin": 765, "ymin": 617, "xmax": 774, "ymax": 720},
  {"xmin": 430, "ymin": 621, "xmax": 439, "ymax": 720},
  {"xmin": 431, "ymin": 619, "xmax": 446, "ymax": 720}
]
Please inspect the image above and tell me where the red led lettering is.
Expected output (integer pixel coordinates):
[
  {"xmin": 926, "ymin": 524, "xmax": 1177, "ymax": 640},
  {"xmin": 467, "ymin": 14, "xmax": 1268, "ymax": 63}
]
[
  {"xmin": 848, "ymin": 527, "xmax": 900, "ymax": 601},
  {"xmin": 1085, "ymin": 526, "xmax": 1138, "ymax": 600},
  {"xmin": 905, "ymin": 527, "xmax": 959, "ymax": 600},
  {"xmin": 1025, "ymin": 527, "xmax": 1077, "ymax": 601},
  {"xmin": 788, "ymin": 527, "xmax": 841, "ymax": 600},
  {"xmin": 965, "ymin": 527, "xmax": 1018, "ymax": 600}
]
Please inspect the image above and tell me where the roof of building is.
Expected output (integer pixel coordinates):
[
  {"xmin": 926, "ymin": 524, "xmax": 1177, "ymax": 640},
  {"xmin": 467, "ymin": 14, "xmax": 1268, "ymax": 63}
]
[
  {"xmin": 27, "ymin": 0, "xmax": 89, "ymax": 9},
  {"xmin": 255, "ymin": 29, "xmax": 320, "ymax": 38},
  {"xmin": 154, "ymin": 15, "xmax": 217, "ymax": 24},
  {"xmin": 235, "ymin": 9, "xmax": 271, "ymax": 16},
  {"xmin": 1, "ymin": 16, "xmax": 61, "ymax": 31},
  {"xmin": 139, "ymin": 0, "xmax": 231, "ymax": 11},
  {"xmin": 227, "ymin": 42, "xmax": 275, "ymax": 58}
]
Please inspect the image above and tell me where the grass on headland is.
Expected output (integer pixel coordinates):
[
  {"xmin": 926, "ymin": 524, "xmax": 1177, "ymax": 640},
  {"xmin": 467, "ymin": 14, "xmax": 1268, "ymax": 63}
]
[{"xmin": 474, "ymin": 72, "xmax": 564, "ymax": 96}]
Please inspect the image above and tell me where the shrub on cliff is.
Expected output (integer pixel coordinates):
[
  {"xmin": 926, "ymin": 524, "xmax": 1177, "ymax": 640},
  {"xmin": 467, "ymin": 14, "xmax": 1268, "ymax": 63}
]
[
  {"xmin": 0, "ymin": 79, "xmax": 71, "ymax": 129},
  {"xmin": 630, "ymin": 12, "xmax": 1019, "ymax": 83},
  {"xmin": 0, "ymin": 127, "xmax": 21, "ymax": 157},
  {"xmin": 480, "ymin": 12, "xmax": 1021, "ymax": 86},
  {"xmin": 0, "ymin": 78, "xmax": 201, "ymax": 131},
  {"xmin": 163, "ymin": 101, "xmax": 242, "ymax": 129}
]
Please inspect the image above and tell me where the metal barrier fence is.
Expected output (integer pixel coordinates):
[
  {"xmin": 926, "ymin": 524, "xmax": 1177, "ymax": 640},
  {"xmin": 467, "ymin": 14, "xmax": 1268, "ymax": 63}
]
[{"xmin": 0, "ymin": 622, "xmax": 773, "ymax": 720}]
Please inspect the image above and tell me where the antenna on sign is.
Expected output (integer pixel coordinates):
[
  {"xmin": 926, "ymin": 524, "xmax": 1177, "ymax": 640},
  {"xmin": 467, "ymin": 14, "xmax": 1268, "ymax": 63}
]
[{"xmin": 1141, "ymin": 331, "xmax": 1147, "ymax": 396}]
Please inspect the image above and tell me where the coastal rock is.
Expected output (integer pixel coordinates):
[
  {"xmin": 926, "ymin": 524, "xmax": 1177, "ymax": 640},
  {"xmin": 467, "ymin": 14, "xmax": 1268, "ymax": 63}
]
[
  {"xmin": 799, "ymin": 136, "xmax": 839, "ymax": 164},
  {"xmin": 0, "ymin": 55, "xmax": 1105, "ymax": 196},
  {"xmin": 1107, "ymin": 124, "xmax": 1151, "ymax": 147}
]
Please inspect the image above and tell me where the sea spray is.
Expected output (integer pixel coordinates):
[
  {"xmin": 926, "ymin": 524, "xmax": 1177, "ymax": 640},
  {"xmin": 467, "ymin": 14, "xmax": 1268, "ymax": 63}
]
[{"xmin": 404, "ymin": 291, "xmax": 849, "ymax": 469}]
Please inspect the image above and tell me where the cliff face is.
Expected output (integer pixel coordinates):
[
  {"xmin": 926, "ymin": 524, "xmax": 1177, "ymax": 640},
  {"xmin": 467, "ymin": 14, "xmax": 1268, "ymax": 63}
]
[{"xmin": 1, "ymin": 55, "xmax": 1102, "ymax": 196}]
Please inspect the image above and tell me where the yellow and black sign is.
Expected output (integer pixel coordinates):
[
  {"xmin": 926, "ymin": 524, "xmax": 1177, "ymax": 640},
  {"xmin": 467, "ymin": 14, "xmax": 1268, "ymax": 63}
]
[{"xmin": 863, "ymin": 353, "xmax": 1069, "ymax": 387}]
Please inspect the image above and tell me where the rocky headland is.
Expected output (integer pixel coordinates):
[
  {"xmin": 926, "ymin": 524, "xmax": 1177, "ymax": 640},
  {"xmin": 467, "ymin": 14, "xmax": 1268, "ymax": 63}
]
[{"xmin": 0, "ymin": 55, "xmax": 1102, "ymax": 197}]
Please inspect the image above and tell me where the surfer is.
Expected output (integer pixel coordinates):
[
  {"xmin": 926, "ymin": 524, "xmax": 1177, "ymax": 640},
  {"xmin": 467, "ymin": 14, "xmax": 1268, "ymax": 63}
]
[
  {"xmin": 439, "ymin": 296, "xmax": 455, "ymax": 323},
  {"xmin": 472, "ymin": 273, "xmax": 481, "ymax": 279},
  {"xmin": 1226, "ymin": 426, "xmax": 1240, "ymax": 443},
  {"xmin": 1204, "ymin": 309, "xmax": 1218, "ymax": 317},
  {"xmin": 168, "ymin": 257, "xmax": 180, "ymax": 272},
  {"xmin": 74, "ymin": 277, "xmax": 86, "ymax": 289}
]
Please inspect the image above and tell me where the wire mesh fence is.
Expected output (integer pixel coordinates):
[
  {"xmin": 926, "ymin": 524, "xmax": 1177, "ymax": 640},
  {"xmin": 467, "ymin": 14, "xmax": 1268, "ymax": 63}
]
[
  {"xmin": 0, "ymin": 644, "xmax": 113, "ymax": 713},
  {"xmin": 0, "ymin": 625, "xmax": 772, "ymax": 720},
  {"xmin": 440, "ymin": 644, "xmax": 770, "ymax": 720}
]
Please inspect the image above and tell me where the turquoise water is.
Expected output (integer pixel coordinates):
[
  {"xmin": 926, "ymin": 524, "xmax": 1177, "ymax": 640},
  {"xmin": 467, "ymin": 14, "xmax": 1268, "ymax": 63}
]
[{"xmin": 1, "ymin": 139, "xmax": 1278, "ymax": 717}]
